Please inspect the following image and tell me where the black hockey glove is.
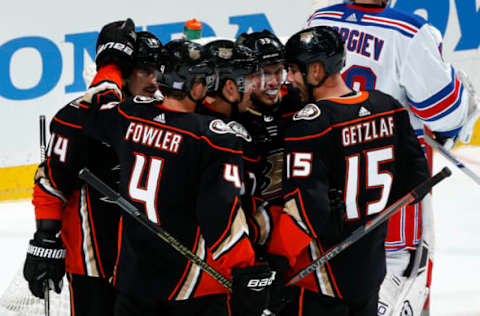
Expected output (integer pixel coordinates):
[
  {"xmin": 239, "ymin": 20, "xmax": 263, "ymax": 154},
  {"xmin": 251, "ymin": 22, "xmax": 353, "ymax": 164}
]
[
  {"xmin": 23, "ymin": 231, "xmax": 66, "ymax": 298},
  {"xmin": 95, "ymin": 18, "xmax": 136, "ymax": 72},
  {"xmin": 322, "ymin": 189, "xmax": 346, "ymax": 242},
  {"xmin": 264, "ymin": 254, "xmax": 295, "ymax": 314},
  {"xmin": 231, "ymin": 264, "xmax": 273, "ymax": 316}
]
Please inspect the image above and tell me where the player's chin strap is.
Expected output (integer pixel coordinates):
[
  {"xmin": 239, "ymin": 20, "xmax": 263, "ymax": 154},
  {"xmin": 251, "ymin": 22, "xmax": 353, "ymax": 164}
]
[{"xmin": 306, "ymin": 74, "xmax": 329, "ymax": 103}]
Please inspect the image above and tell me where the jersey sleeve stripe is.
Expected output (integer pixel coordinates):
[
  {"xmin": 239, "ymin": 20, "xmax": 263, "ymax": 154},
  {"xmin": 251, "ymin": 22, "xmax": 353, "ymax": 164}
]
[
  {"xmin": 409, "ymin": 74, "xmax": 463, "ymax": 120},
  {"xmin": 53, "ymin": 117, "xmax": 82, "ymax": 129},
  {"xmin": 407, "ymin": 68, "xmax": 458, "ymax": 108},
  {"xmin": 285, "ymin": 127, "xmax": 332, "ymax": 142}
]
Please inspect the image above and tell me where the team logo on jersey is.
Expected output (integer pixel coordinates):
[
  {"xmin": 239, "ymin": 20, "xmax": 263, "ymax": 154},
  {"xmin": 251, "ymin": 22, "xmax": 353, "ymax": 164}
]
[
  {"xmin": 209, "ymin": 119, "xmax": 252, "ymax": 142},
  {"xmin": 293, "ymin": 103, "xmax": 321, "ymax": 121},
  {"xmin": 133, "ymin": 95, "xmax": 156, "ymax": 103}
]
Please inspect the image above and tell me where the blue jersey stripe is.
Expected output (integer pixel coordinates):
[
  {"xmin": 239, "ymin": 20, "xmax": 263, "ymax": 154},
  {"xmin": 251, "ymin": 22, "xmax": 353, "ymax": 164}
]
[
  {"xmin": 310, "ymin": 16, "xmax": 416, "ymax": 38},
  {"xmin": 407, "ymin": 68, "xmax": 456, "ymax": 109},
  {"xmin": 422, "ymin": 84, "xmax": 464, "ymax": 123}
]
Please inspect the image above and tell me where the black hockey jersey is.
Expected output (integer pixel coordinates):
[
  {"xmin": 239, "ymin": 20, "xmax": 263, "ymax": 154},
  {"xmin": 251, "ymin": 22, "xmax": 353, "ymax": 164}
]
[
  {"xmin": 78, "ymin": 66, "xmax": 255, "ymax": 302},
  {"xmin": 269, "ymin": 90, "xmax": 429, "ymax": 300},
  {"xmin": 33, "ymin": 97, "xmax": 120, "ymax": 278}
]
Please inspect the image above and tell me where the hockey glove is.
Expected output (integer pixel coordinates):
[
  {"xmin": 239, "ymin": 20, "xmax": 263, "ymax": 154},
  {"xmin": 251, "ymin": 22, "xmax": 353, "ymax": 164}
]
[
  {"xmin": 432, "ymin": 131, "xmax": 458, "ymax": 150},
  {"xmin": 23, "ymin": 231, "xmax": 66, "ymax": 298},
  {"xmin": 95, "ymin": 18, "xmax": 136, "ymax": 72},
  {"xmin": 231, "ymin": 264, "xmax": 273, "ymax": 316},
  {"xmin": 321, "ymin": 189, "xmax": 346, "ymax": 242},
  {"xmin": 264, "ymin": 254, "xmax": 295, "ymax": 314}
]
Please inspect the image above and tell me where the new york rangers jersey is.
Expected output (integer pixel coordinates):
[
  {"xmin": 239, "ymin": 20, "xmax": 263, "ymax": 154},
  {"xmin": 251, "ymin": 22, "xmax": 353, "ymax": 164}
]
[{"xmin": 307, "ymin": 3, "xmax": 470, "ymax": 252}]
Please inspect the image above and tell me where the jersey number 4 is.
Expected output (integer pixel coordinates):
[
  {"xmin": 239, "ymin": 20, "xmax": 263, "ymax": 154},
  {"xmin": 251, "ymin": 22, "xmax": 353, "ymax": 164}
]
[{"xmin": 128, "ymin": 153, "xmax": 242, "ymax": 224}]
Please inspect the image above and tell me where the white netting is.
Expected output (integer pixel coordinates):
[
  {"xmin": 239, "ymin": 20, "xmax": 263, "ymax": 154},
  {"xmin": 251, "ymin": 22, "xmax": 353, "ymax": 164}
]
[{"xmin": 0, "ymin": 270, "xmax": 70, "ymax": 316}]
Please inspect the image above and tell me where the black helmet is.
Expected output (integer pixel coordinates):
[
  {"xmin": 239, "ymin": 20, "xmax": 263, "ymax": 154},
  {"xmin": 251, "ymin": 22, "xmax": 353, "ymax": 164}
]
[
  {"xmin": 205, "ymin": 39, "xmax": 258, "ymax": 92},
  {"xmin": 133, "ymin": 31, "xmax": 162, "ymax": 67},
  {"xmin": 157, "ymin": 39, "xmax": 214, "ymax": 94},
  {"xmin": 236, "ymin": 30, "xmax": 285, "ymax": 66},
  {"xmin": 285, "ymin": 26, "xmax": 345, "ymax": 77}
]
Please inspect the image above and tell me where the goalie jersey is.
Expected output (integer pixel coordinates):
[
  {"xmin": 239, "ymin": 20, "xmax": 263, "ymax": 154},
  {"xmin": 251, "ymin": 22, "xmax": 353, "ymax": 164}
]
[
  {"xmin": 78, "ymin": 65, "xmax": 255, "ymax": 302},
  {"xmin": 307, "ymin": 2, "xmax": 470, "ymax": 252},
  {"xmin": 269, "ymin": 91, "xmax": 429, "ymax": 299}
]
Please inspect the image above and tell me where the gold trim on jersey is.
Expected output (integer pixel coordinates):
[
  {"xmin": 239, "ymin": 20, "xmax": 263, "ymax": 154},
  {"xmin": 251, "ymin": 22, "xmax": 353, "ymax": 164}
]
[
  {"xmin": 310, "ymin": 240, "xmax": 335, "ymax": 298},
  {"xmin": 79, "ymin": 186, "xmax": 100, "ymax": 277},
  {"xmin": 211, "ymin": 207, "xmax": 249, "ymax": 260},
  {"xmin": 175, "ymin": 235, "xmax": 206, "ymax": 300}
]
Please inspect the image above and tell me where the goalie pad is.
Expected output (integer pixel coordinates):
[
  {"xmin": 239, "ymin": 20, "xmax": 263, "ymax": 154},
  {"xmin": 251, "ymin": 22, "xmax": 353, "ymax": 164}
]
[{"xmin": 379, "ymin": 195, "xmax": 434, "ymax": 316}]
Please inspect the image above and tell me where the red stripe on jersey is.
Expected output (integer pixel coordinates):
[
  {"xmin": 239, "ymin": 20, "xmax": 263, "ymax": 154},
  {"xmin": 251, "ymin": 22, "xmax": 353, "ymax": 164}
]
[
  {"xmin": 409, "ymin": 76, "xmax": 461, "ymax": 119},
  {"xmin": 242, "ymin": 155, "xmax": 261, "ymax": 162},
  {"xmin": 112, "ymin": 217, "xmax": 123, "ymax": 286},
  {"xmin": 345, "ymin": 4, "xmax": 385, "ymax": 12},
  {"xmin": 68, "ymin": 273, "xmax": 76, "ymax": 316},
  {"xmin": 362, "ymin": 15, "xmax": 418, "ymax": 34},
  {"xmin": 117, "ymin": 107, "xmax": 244, "ymax": 155},
  {"xmin": 332, "ymin": 108, "xmax": 406, "ymax": 128},
  {"xmin": 53, "ymin": 117, "xmax": 82, "ymax": 129},
  {"xmin": 285, "ymin": 127, "xmax": 332, "ymax": 142},
  {"xmin": 33, "ymin": 184, "xmax": 63, "ymax": 220},
  {"xmin": 210, "ymin": 197, "xmax": 239, "ymax": 251},
  {"xmin": 284, "ymin": 189, "xmax": 318, "ymax": 239}
]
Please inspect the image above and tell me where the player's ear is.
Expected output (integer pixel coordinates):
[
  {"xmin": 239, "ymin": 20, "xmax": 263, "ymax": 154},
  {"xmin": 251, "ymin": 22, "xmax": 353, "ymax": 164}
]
[
  {"xmin": 307, "ymin": 62, "xmax": 324, "ymax": 85},
  {"xmin": 191, "ymin": 80, "xmax": 208, "ymax": 101}
]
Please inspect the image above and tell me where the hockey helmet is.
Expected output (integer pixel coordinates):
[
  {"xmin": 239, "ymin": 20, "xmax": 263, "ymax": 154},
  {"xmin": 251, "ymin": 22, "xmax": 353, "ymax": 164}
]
[
  {"xmin": 285, "ymin": 26, "xmax": 345, "ymax": 77},
  {"xmin": 205, "ymin": 39, "xmax": 259, "ymax": 93},
  {"xmin": 236, "ymin": 30, "xmax": 285, "ymax": 66},
  {"xmin": 157, "ymin": 39, "xmax": 214, "ymax": 93},
  {"xmin": 133, "ymin": 31, "xmax": 163, "ymax": 67}
]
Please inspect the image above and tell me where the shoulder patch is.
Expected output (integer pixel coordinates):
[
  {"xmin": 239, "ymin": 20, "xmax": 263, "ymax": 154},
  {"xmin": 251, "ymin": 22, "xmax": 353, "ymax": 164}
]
[
  {"xmin": 133, "ymin": 95, "xmax": 156, "ymax": 104},
  {"xmin": 209, "ymin": 119, "xmax": 252, "ymax": 142},
  {"xmin": 293, "ymin": 103, "xmax": 321, "ymax": 121}
]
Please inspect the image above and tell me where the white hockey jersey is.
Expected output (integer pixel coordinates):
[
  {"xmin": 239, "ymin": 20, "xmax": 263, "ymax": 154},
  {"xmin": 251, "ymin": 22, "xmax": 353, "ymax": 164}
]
[{"xmin": 307, "ymin": 3, "xmax": 469, "ymax": 141}]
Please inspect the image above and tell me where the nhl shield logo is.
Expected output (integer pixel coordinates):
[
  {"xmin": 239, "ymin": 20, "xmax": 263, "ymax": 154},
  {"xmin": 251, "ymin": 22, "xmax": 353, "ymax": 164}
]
[{"xmin": 293, "ymin": 103, "xmax": 321, "ymax": 121}]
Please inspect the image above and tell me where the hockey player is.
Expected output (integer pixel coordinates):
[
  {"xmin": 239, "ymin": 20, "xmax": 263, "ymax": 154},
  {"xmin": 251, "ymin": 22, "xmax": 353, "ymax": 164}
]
[
  {"xmin": 268, "ymin": 26, "xmax": 430, "ymax": 316},
  {"xmin": 78, "ymin": 19, "xmax": 272, "ymax": 316},
  {"xmin": 306, "ymin": 1, "xmax": 476, "ymax": 314},
  {"xmin": 22, "ymin": 24, "xmax": 162, "ymax": 316}
]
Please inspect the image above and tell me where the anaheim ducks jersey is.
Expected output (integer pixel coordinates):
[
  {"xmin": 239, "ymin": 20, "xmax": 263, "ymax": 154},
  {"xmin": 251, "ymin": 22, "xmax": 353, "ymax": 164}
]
[
  {"xmin": 32, "ymin": 97, "xmax": 120, "ymax": 278},
  {"xmin": 269, "ymin": 91, "xmax": 429, "ymax": 300},
  {"xmin": 78, "ymin": 65, "xmax": 255, "ymax": 302}
]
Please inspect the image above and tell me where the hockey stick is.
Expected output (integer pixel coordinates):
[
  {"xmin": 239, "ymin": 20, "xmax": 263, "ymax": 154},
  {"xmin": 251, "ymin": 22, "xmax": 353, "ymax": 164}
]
[
  {"xmin": 39, "ymin": 114, "xmax": 50, "ymax": 316},
  {"xmin": 78, "ymin": 168, "xmax": 233, "ymax": 291},
  {"xmin": 423, "ymin": 133, "xmax": 480, "ymax": 186},
  {"xmin": 285, "ymin": 167, "xmax": 452, "ymax": 286}
]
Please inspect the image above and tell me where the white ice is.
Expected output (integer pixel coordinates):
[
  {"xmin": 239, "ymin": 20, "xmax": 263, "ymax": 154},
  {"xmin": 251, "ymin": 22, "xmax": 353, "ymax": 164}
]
[{"xmin": 1, "ymin": 148, "xmax": 480, "ymax": 315}]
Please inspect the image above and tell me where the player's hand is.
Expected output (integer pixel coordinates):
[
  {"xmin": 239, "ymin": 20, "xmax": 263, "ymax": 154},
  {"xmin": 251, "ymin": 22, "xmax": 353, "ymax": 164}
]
[
  {"xmin": 322, "ymin": 189, "xmax": 346, "ymax": 242},
  {"xmin": 23, "ymin": 231, "xmax": 66, "ymax": 298},
  {"xmin": 231, "ymin": 264, "xmax": 274, "ymax": 316},
  {"xmin": 263, "ymin": 254, "xmax": 295, "ymax": 314},
  {"xmin": 95, "ymin": 18, "xmax": 136, "ymax": 71}
]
